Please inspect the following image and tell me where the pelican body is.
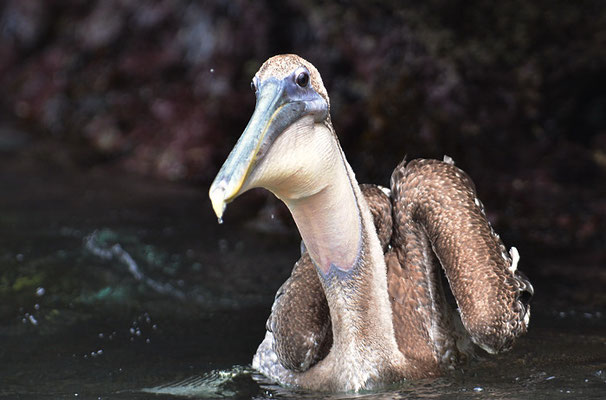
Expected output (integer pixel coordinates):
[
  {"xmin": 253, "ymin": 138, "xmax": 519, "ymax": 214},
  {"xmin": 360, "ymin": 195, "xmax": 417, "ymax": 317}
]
[{"xmin": 209, "ymin": 54, "xmax": 532, "ymax": 392}]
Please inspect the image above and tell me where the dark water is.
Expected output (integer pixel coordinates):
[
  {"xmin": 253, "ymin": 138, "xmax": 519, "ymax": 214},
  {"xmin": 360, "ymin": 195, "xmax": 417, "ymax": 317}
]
[{"xmin": 1, "ymin": 161, "xmax": 604, "ymax": 399}]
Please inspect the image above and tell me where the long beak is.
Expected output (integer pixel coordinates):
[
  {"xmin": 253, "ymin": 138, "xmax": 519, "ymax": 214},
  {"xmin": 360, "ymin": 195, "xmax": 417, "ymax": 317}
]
[{"xmin": 209, "ymin": 79, "xmax": 304, "ymax": 220}]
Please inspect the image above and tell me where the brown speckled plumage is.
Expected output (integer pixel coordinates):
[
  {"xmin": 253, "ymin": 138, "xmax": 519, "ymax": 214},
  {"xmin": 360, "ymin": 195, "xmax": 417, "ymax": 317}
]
[
  {"xmin": 390, "ymin": 159, "xmax": 531, "ymax": 353},
  {"xmin": 268, "ymin": 250, "xmax": 332, "ymax": 372}
]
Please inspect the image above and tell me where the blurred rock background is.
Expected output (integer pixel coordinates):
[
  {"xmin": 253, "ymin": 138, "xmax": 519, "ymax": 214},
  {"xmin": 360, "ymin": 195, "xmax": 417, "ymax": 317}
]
[{"xmin": 1, "ymin": 0, "xmax": 605, "ymax": 276}]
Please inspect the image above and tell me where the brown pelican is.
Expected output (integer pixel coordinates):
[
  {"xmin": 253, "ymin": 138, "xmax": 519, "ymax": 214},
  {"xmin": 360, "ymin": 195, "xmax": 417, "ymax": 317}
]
[{"xmin": 209, "ymin": 54, "xmax": 533, "ymax": 392}]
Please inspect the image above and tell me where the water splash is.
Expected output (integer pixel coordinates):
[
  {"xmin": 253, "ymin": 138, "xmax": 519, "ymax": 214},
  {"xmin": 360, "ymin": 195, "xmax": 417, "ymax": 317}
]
[
  {"xmin": 141, "ymin": 365, "xmax": 251, "ymax": 398},
  {"xmin": 84, "ymin": 231, "xmax": 186, "ymax": 300}
]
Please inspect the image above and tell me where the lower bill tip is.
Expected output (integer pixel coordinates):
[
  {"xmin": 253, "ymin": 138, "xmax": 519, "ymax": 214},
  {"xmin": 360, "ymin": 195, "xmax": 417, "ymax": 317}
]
[{"xmin": 209, "ymin": 186, "xmax": 227, "ymax": 222}]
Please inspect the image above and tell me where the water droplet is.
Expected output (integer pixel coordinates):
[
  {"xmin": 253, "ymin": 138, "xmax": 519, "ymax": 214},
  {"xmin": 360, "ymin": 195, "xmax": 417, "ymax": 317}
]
[
  {"xmin": 217, "ymin": 217, "xmax": 223, "ymax": 224},
  {"xmin": 473, "ymin": 387, "xmax": 483, "ymax": 392},
  {"xmin": 210, "ymin": 68, "xmax": 215, "ymax": 73},
  {"xmin": 36, "ymin": 287, "xmax": 45, "ymax": 296}
]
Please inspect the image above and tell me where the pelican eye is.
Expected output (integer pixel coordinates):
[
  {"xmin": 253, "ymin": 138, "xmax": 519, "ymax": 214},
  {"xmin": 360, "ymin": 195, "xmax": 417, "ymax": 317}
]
[
  {"xmin": 250, "ymin": 79, "xmax": 257, "ymax": 92},
  {"xmin": 296, "ymin": 71, "xmax": 309, "ymax": 88}
]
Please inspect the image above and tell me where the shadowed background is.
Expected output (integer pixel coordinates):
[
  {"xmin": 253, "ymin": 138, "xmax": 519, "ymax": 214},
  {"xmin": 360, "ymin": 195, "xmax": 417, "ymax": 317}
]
[
  {"xmin": 2, "ymin": 0, "xmax": 605, "ymax": 298},
  {"xmin": 0, "ymin": 1, "xmax": 605, "ymax": 398}
]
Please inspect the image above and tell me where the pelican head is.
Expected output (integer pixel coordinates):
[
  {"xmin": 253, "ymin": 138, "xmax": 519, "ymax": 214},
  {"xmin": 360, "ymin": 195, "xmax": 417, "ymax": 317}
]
[{"xmin": 209, "ymin": 55, "xmax": 332, "ymax": 220}]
